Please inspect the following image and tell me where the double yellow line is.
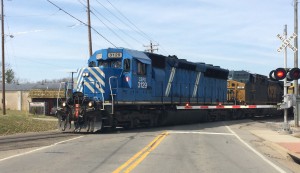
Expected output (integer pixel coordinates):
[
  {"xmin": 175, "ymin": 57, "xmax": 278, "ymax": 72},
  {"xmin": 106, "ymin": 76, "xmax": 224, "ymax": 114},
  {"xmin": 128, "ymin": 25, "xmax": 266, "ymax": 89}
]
[{"xmin": 113, "ymin": 132, "xmax": 169, "ymax": 173}]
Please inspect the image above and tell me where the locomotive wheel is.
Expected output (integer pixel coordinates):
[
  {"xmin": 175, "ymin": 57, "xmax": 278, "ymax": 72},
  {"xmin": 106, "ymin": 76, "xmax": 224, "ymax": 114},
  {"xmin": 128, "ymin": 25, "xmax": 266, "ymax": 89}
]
[
  {"xmin": 74, "ymin": 118, "xmax": 82, "ymax": 132},
  {"xmin": 62, "ymin": 116, "xmax": 69, "ymax": 131},
  {"xmin": 110, "ymin": 118, "xmax": 118, "ymax": 130},
  {"xmin": 94, "ymin": 120, "xmax": 103, "ymax": 132},
  {"xmin": 87, "ymin": 116, "xmax": 96, "ymax": 132}
]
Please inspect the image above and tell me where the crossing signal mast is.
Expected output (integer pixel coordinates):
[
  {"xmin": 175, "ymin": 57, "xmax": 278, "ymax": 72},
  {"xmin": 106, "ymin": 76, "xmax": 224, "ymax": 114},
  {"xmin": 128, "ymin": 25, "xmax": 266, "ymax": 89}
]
[{"xmin": 272, "ymin": 25, "xmax": 299, "ymax": 131}]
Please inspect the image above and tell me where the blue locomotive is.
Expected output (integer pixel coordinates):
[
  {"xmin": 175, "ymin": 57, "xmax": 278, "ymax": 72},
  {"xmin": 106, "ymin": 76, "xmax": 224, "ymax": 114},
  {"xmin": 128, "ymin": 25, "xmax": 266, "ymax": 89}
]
[{"xmin": 57, "ymin": 48, "xmax": 229, "ymax": 132}]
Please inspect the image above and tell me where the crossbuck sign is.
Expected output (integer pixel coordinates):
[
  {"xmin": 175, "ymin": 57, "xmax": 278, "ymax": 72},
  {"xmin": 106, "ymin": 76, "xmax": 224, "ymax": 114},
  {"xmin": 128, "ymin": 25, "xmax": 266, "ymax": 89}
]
[{"xmin": 277, "ymin": 33, "xmax": 298, "ymax": 52}]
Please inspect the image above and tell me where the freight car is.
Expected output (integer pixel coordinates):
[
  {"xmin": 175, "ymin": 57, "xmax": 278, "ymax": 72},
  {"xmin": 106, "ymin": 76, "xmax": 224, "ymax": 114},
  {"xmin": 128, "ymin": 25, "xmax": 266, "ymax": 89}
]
[
  {"xmin": 57, "ymin": 48, "xmax": 229, "ymax": 132},
  {"xmin": 228, "ymin": 70, "xmax": 283, "ymax": 105},
  {"xmin": 225, "ymin": 70, "xmax": 283, "ymax": 119}
]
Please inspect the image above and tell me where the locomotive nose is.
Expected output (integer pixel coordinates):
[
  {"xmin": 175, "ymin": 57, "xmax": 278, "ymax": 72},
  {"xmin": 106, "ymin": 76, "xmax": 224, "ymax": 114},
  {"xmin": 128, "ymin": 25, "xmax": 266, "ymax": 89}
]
[{"xmin": 76, "ymin": 67, "xmax": 106, "ymax": 98}]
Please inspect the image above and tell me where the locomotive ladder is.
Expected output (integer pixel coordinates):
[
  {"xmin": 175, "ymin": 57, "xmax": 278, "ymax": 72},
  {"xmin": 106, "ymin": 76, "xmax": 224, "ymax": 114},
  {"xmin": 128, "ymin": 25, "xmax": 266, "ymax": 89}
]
[{"xmin": 108, "ymin": 76, "xmax": 118, "ymax": 114}]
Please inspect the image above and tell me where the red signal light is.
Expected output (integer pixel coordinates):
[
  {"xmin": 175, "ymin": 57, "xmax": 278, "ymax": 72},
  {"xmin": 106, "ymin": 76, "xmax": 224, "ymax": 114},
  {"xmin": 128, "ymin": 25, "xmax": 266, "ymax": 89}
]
[
  {"xmin": 276, "ymin": 71, "xmax": 285, "ymax": 78},
  {"xmin": 287, "ymin": 68, "xmax": 300, "ymax": 81},
  {"xmin": 269, "ymin": 68, "xmax": 286, "ymax": 81}
]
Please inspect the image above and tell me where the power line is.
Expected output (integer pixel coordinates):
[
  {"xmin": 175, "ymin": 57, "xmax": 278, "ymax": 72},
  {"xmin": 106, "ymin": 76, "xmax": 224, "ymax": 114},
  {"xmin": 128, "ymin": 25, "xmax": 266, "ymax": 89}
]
[
  {"xmin": 46, "ymin": 0, "xmax": 117, "ymax": 48},
  {"xmin": 91, "ymin": 10, "xmax": 132, "ymax": 48},
  {"xmin": 77, "ymin": 0, "xmax": 132, "ymax": 48},
  {"xmin": 4, "ymin": 18, "xmax": 20, "ymax": 78},
  {"xmin": 84, "ymin": 1, "xmax": 145, "ymax": 46},
  {"xmin": 95, "ymin": 0, "xmax": 151, "ymax": 43},
  {"xmin": 6, "ymin": 9, "xmax": 62, "ymax": 18},
  {"xmin": 105, "ymin": 0, "xmax": 153, "ymax": 41},
  {"xmin": 103, "ymin": 0, "xmax": 171, "ymax": 55}
]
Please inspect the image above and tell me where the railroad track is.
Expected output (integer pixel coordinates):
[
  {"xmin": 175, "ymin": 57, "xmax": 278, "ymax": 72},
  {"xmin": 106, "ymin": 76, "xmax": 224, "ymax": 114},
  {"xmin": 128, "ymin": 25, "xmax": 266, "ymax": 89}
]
[{"xmin": 0, "ymin": 131, "xmax": 81, "ymax": 151}]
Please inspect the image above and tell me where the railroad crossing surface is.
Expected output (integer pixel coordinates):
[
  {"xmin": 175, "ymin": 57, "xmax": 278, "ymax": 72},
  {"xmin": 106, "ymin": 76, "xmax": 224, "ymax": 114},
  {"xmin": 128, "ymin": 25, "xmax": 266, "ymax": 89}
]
[{"xmin": 0, "ymin": 119, "xmax": 299, "ymax": 173}]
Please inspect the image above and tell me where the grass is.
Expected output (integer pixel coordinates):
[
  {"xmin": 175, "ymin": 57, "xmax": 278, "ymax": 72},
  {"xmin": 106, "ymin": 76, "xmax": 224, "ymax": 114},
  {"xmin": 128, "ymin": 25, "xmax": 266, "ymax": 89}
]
[{"xmin": 0, "ymin": 110, "xmax": 58, "ymax": 136}]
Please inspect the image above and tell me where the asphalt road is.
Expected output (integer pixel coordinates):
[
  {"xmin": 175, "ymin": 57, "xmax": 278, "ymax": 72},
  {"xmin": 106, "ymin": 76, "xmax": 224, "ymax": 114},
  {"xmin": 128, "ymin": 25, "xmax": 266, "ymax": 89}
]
[{"xmin": 0, "ymin": 120, "xmax": 296, "ymax": 173}]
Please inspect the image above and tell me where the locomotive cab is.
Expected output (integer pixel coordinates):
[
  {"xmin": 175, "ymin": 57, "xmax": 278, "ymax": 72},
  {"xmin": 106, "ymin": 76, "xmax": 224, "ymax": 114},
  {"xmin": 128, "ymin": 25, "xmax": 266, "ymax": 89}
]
[{"xmin": 75, "ymin": 48, "xmax": 152, "ymax": 103}]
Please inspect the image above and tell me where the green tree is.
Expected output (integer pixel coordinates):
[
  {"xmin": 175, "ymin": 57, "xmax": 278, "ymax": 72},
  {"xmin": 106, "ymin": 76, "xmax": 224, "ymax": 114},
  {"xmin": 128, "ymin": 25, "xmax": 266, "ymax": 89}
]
[
  {"xmin": 5, "ymin": 68, "xmax": 15, "ymax": 84},
  {"xmin": 0, "ymin": 63, "xmax": 15, "ymax": 83}
]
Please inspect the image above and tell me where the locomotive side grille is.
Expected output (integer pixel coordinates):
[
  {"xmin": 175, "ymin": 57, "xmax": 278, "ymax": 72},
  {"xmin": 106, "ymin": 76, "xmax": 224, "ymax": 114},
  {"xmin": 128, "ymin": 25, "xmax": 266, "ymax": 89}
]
[
  {"xmin": 192, "ymin": 72, "xmax": 202, "ymax": 98},
  {"xmin": 165, "ymin": 67, "xmax": 176, "ymax": 97},
  {"xmin": 76, "ymin": 67, "xmax": 105, "ymax": 94}
]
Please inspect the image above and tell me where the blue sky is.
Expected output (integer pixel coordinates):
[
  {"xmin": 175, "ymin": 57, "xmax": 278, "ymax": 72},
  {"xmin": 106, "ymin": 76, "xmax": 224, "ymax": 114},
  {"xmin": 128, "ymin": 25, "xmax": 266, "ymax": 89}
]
[{"xmin": 1, "ymin": 0, "xmax": 296, "ymax": 82}]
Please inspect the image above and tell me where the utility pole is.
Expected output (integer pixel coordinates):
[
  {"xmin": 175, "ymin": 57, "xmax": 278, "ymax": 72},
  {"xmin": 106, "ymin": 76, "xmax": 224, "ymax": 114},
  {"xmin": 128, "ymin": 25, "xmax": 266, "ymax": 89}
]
[
  {"xmin": 70, "ymin": 71, "xmax": 76, "ymax": 91},
  {"xmin": 87, "ymin": 0, "xmax": 92, "ymax": 57},
  {"xmin": 1, "ymin": 0, "xmax": 5, "ymax": 115},
  {"xmin": 294, "ymin": 0, "xmax": 299, "ymax": 127},
  {"xmin": 144, "ymin": 41, "xmax": 159, "ymax": 53}
]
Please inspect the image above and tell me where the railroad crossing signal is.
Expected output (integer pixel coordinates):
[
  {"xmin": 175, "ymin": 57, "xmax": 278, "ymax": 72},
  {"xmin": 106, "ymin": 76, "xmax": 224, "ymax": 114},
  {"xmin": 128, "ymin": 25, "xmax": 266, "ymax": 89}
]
[
  {"xmin": 277, "ymin": 33, "xmax": 298, "ymax": 52},
  {"xmin": 269, "ymin": 68, "xmax": 287, "ymax": 80},
  {"xmin": 287, "ymin": 68, "xmax": 300, "ymax": 81},
  {"xmin": 269, "ymin": 68, "xmax": 300, "ymax": 81}
]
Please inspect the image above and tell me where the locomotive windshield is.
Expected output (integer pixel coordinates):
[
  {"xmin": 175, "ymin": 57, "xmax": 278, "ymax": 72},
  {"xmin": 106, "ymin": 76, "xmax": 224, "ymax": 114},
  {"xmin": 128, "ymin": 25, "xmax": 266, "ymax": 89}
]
[{"xmin": 98, "ymin": 60, "xmax": 121, "ymax": 68}]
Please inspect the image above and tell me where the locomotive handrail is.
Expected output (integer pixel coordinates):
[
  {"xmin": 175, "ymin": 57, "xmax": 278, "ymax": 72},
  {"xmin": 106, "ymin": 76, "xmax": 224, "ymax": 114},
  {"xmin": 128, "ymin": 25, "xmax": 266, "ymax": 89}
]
[
  {"xmin": 57, "ymin": 82, "xmax": 66, "ymax": 109},
  {"xmin": 109, "ymin": 76, "xmax": 118, "ymax": 114},
  {"xmin": 95, "ymin": 82, "xmax": 105, "ymax": 110}
]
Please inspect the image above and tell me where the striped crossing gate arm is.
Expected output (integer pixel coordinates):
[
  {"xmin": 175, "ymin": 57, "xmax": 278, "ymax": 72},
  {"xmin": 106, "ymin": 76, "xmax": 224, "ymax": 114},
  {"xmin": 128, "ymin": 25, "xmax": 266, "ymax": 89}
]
[{"xmin": 176, "ymin": 105, "xmax": 278, "ymax": 109}]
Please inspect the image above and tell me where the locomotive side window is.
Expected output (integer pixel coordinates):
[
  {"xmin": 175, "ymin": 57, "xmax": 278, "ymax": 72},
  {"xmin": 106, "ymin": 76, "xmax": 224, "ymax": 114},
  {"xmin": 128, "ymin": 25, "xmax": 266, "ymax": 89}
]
[
  {"xmin": 123, "ymin": 59, "xmax": 131, "ymax": 72},
  {"xmin": 137, "ymin": 62, "xmax": 146, "ymax": 75},
  {"xmin": 89, "ymin": 61, "xmax": 96, "ymax": 67}
]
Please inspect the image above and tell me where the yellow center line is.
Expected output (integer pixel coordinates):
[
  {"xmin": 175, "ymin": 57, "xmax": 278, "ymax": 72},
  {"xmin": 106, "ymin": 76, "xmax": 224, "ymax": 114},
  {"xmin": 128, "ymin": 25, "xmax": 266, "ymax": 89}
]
[{"xmin": 113, "ymin": 131, "xmax": 169, "ymax": 173}]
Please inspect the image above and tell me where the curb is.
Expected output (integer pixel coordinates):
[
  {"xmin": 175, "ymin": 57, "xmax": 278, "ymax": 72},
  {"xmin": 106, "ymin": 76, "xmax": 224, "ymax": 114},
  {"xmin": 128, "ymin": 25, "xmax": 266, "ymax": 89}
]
[
  {"xmin": 263, "ymin": 141, "xmax": 292, "ymax": 160},
  {"xmin": 288, "ymin": 152, "xmax": 300, "ymax": 164},
  {"xmin": 263, "ymin": 140, "xmax": 300, "ymax": 165}
]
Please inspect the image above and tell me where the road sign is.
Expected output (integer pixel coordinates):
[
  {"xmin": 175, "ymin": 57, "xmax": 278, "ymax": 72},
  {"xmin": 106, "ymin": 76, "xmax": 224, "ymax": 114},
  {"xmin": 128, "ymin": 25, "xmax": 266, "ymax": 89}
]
[{"xmin": 277, "ymin": 33, "xmax": 298, "ymax": 52}]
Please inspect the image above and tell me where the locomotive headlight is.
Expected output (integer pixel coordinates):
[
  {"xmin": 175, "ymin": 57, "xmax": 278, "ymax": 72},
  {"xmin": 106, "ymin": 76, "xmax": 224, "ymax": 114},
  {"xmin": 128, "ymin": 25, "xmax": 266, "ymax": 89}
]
[
  {"xmin": 88, "ymin": 101, "xmax": 93, "ymax": 107},
  {"xmin": 83, "ymin": 72, "xmax": 90, "ymax": 77},
  {"xmin": 62, "ymin": 102, "xmax": 66, "ymax": 107}
]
